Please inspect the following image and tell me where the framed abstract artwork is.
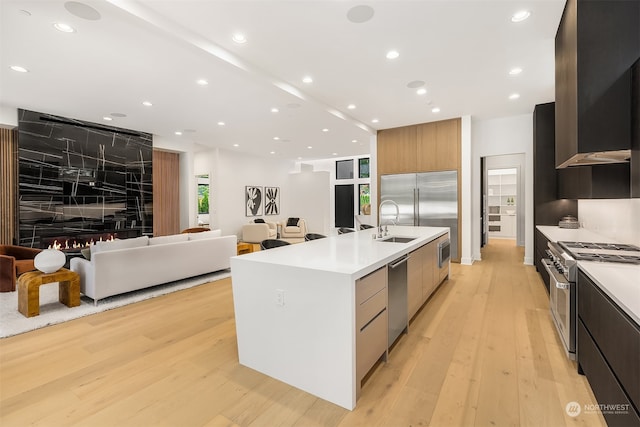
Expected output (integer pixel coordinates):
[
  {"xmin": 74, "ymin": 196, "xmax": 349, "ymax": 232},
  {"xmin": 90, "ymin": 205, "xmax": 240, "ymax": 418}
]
[
  {"xmin": 264, "ymin": 186, "xmax": 280, "ymax": 215},
  {"xmin": 245, "ymin": 186, "xmax": 263, "ymax": 216}
]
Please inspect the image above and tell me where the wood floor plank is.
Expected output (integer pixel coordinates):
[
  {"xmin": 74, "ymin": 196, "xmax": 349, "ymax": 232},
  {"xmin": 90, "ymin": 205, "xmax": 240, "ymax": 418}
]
[{"xmin": 0, "ymin": 241, "xmax": 608, "ymax": 426}]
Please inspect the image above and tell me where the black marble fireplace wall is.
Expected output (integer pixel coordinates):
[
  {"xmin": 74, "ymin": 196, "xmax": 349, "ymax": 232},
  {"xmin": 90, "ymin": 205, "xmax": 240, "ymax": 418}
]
[{"xmin": 17, "ymin": 109, "xmax": 153, "ymax": 248}]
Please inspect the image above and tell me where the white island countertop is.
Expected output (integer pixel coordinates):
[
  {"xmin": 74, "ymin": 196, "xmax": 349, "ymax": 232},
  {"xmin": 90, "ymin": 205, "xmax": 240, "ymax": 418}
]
[
  {"xmin": 236, "ymin": 225, "xmax": 448, "ymax": 278},
  {"xmin": 230, "ymin": 225, "xmax": 449, "ymax": 410},
  {"xmin": 536, "ymin": 226, "xmax": 640, "ymax": 325}
]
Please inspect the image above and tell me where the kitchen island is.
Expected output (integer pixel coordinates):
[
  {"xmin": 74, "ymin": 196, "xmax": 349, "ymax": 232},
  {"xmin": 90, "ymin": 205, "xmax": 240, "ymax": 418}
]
[{"xmin": 230, "ymin": 226, "xmax": 449, "ymax": 410}]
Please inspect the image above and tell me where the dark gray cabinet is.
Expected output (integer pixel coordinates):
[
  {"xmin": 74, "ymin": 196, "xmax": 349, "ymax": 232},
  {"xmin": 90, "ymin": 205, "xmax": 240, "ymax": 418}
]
[
  {"xmin": 534, "ymin": 229, "xmax": 550, "ymax": 294},
  {"xmin": 555, "ymin": 0, "xmax": 639, "ymax": 168},
  {"xmin": 557, "ymin": 164, "xmax": 631, "ymax": 199},
  {"xmin": 577, "ymin": 270, "xmax": 640, "ymax": 426}
]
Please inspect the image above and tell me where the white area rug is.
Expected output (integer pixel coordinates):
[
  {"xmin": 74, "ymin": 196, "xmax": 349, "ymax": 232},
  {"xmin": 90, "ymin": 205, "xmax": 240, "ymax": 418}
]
[{"xmin": 0, "ymin": 270, "xmax": 231, "ymax": 339}]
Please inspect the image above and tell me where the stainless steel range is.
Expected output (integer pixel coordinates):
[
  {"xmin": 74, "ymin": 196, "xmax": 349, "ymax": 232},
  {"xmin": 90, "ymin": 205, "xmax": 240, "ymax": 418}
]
[{"xmin": 542, "ymin": 241, "xmax": 640, "ymax": 360}]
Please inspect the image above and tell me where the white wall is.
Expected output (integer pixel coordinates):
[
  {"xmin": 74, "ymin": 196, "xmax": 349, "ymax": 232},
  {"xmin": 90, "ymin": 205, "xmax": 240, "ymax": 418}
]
[
  {"xmin": 288, "ymin": 170, "xmax": 331, "ymax": 235},
  {"xmin": 296, "ymin": 155, "xmax": 373, "ymax": 234},
  {"xmin": 578, "ymin": 199, "xmax": 640, "ymax": 246},
  {"xmin": 471, "ymin": 114, "xmax": 534, "ymax": 264}
]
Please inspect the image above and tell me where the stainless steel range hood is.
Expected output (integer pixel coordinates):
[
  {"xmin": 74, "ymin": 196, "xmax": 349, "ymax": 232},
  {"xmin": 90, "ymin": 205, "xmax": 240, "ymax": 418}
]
[{"xmin": 557, "ymin": 150, "xmax": 631, "ymax": 168}]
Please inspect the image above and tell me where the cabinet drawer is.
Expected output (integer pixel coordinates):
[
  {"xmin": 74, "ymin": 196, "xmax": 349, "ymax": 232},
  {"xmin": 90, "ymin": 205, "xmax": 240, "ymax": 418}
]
[
  {"xmin": 356, "ymin": 308, "xmax": 388, "ymax": 381},
  {"xmin": 578, "ymin": 270, "xmax": 640, "ymax": 409},
  {"xmin": 356, "ymin": 267, "xmax": 387, "ymax": 305},
  {"xmin": 578, "ymin": 321, "xmax": 640, "ymax": 426},
  {"xmin": 357, "ymin": 288, "xmax": 387, "ymax": 331}
]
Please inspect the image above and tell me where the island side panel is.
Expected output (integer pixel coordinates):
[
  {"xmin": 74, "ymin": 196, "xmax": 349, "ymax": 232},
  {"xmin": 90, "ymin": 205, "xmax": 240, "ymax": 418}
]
[{"xmin": 231, "ymin": 257, "xmax": 357, "ymax": 410}]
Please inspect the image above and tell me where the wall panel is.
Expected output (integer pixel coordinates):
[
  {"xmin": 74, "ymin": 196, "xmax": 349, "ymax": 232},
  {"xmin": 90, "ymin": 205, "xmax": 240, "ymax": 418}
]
[
  {"xmin": 153, "ymin": 150, "xmax": 180, "ymax": 236},
  {"xmin": 0, "ymin": 128, "xmax": 18, "ymax": 245}
]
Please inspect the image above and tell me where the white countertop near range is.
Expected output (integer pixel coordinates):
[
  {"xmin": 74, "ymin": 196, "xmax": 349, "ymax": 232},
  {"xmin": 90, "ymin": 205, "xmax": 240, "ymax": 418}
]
[{"xmin": 537, "ymin": 225, "xmax": 640, "ymax": 325}]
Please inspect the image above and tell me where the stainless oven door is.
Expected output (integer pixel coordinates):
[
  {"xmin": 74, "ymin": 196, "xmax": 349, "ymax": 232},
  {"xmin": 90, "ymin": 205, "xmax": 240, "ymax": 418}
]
[{"xmin": 542, "ymin": 259, "xmax": 575, "ymax": 358}]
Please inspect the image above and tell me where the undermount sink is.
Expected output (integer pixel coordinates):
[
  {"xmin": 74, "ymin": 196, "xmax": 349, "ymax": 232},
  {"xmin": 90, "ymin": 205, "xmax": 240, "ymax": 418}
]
[{"xmin": 377, "ymin": 236, "xmax": 417, "ymax": 243}]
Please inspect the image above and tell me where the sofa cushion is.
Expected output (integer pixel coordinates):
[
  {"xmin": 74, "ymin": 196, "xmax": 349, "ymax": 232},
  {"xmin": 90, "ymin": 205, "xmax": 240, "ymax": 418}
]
[
  {"xmin": 81, "ymin": 247, "xmax": 91, "ymax": 260},
  {"xmin": 92, "ymin": 235, "xmax": 149, "ymax": 256},
  {"xmin": 286, "ymin": 217, "xmax": 299, "ymax": 227},
  {"xmin": 188, "ymin": 229, "xmax": 222, "ymax": 240},
  {"xmin": 149, "ymin": 234, "xmax": 189, "ymax": 246},
  {"xmin": 254, "ymin": 218, "xmax": 265, "ymax": 223}
]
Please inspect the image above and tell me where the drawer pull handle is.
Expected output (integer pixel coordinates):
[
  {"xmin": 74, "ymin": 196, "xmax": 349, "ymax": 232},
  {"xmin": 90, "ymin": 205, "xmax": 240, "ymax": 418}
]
[{"xmin": 360, "ymin": 308, "xmax": 386, "ymax": 332}]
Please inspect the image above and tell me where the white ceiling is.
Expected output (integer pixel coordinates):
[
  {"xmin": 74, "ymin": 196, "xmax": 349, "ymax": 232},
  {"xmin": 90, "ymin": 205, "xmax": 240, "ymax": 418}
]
[{"xmin": 1, "ymin": 0, "xmax": 565, "ymax": 161}]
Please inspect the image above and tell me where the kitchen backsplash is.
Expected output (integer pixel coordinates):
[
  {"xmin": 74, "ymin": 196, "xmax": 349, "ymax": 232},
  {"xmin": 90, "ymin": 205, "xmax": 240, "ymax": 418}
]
[{"xmin": 578, "ymin": 199, "xmax": 640, "ymax": 246}]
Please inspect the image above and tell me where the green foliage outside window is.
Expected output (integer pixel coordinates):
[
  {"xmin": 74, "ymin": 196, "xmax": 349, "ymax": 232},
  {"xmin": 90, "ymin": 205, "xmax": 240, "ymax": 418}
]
[{"xmin": 198, "ymin": 184, "xmax": 209, "ymax": 214}]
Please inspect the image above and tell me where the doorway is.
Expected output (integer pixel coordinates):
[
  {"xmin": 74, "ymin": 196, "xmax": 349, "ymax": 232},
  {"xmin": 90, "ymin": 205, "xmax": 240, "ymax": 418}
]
[{"xmin": 481, "ymin": 154, "xmax": 525, "ymax": 247}]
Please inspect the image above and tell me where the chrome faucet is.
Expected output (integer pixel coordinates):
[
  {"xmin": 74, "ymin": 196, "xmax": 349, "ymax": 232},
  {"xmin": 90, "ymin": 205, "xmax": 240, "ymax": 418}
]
[{"xmin": 378, "ymin": 199, "xmax": 399, "ymax": 238}]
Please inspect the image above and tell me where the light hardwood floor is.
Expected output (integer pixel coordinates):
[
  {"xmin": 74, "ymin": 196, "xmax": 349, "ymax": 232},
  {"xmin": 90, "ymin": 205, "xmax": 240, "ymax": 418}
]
[{"xmin": 0, "ymin": 240, "xmax": 606, "ymax": 426}]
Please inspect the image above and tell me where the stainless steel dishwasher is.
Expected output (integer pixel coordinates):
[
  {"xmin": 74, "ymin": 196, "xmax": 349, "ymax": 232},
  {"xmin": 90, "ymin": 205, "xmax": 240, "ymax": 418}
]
[{"xmin": 387, "ymin": 254, "xmax": 409, "ymax": 347}]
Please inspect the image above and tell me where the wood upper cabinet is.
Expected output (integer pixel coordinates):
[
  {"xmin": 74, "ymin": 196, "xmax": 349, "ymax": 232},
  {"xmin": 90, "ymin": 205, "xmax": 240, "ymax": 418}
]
[
  {"xmin": 377, "ymin": 118, "xmax": 460, "ymax": 175},
  {"xmin": 377, "ymin": 125, "xmax": 417, "ymax": 174},
  {"xmin": 417, "ymin": 119, "xmax": 460, "ymax": 172}
]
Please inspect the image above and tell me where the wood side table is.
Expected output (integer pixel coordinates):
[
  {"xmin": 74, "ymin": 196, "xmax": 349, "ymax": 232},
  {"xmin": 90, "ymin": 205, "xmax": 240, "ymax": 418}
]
[
  {"xmin": 237, "ymin": 242, "xmax": 253, "ymax": 255},
  {"xmin": 18, "ymin": 268, "xmax": 80, "ymax": 318}
]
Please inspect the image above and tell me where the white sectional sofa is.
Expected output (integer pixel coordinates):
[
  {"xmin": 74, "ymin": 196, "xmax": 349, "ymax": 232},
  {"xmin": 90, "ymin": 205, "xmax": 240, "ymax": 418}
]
[{"xmin": 70, "ymin": 230, "xmax": 237, "ymax": 303}]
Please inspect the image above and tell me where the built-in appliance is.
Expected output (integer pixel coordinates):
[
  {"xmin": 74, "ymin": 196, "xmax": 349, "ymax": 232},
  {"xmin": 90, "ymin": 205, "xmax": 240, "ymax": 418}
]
[
  {"xmin": 543, "ymin": 240, "xmax": 640, "ymax": 359},
  {"xmin": 544, "ymin": 242, "xmax": 577, "ymax": 359},
  {"xmin": 380, "ymin": 171, "xmax": 458, "ymax": 260},
  {"xmin": 438, "ymin": 238, "xmax": 450, "ymax": 268},
  {"xmin": 387, "ymin": 254, "xmax": 409, "ymax": 348}
]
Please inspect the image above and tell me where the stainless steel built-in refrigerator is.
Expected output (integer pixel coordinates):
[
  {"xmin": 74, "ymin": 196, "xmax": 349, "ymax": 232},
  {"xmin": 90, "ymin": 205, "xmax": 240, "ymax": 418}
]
[{"xmin": 380, "ymin": 171, "xmax": 458, "ymax": 260}]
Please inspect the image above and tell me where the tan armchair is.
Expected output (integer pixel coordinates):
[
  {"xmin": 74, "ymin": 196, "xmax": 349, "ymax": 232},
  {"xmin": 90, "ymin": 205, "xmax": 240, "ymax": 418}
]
[
  {"xmin": 242, "ymin": 220, "xmax": 277, "ymax": 243},
  {"xmin": 0, "ymin": 245, "xmax": 42, "ymax": 292},
  {"xmin": 280, "ymin": 218, "xmax": 307, "ymax": 242}
]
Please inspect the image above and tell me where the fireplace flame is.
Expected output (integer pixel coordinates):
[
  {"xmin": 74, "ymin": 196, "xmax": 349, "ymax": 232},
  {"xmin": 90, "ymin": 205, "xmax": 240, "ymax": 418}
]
[{"xmin": 48, "ymin": 235, "xmax": 114, "ymax": 250}]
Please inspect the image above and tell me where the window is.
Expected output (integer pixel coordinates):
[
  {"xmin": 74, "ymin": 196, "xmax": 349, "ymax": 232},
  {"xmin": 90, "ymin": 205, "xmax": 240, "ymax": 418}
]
[
  {"xmin": 359, "ymin": 158, "xmax": 370, "ymax": 178},
  {"xmin": 336, "ymin": 159, "xmax": 354, "ymax": 179}
]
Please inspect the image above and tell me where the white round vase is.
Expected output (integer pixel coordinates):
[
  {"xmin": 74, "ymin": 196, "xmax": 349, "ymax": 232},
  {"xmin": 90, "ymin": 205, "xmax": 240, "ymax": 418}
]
[{"xmin": 34, "ymin": 249, "xmax": 66, "ymax": 274}]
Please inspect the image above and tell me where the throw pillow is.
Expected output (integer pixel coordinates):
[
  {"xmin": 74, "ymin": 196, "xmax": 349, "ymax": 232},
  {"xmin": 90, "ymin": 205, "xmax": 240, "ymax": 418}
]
[
  {"xmin": 254, "ymin": 218, "xmax": 265, "ymax": 223},
  {"xmin": 286, "ymin": 217, "xmax": 299, "ymax": 227},
  {"xmin": 81, "ymin": 247, "xmax": 91, "ymax": 261},
  {"xmin": 92, "ymin": 235, "xmax": 149, "ymax": 255}
]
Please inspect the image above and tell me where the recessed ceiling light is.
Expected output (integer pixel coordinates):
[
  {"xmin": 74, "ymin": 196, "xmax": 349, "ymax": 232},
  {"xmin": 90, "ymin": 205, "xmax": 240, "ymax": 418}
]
[
  {"xmin": 371, "ymin": 119, "xmax": 379, "ymax": 123},
  {"xmin": 10, "ymin": 65, "xmax": 28, "ymax": 73},
  {"xmin": 297, "ymin": 156, "xmax": 303, "ymax": 160},
  {"xmin": 511, "ymin": 10, "xmax": 530, "ymax": 22},
  {"xmin": 322, "ymin": 128, "xmax": 329, "ymax": 132},
  {"xmin": 232, "ymin": 33, "xmax": 247, "ymax": 44},
  {"xmin": 103, "ymin": 116, "xmax": 113, "ymax": 121},
  {"xmin": 233, "ymin": 144, "xmax": 239, "ymax": 147},
  {"xmin": 332, "ymin": 153, "xmax": 338, "ymax": 156},
  {"xmin": 347, "ymin": 5, "xmax": 375, "ymax": 23},
  {"xmin": 175, "ymin": 131, "xmax": 182, "ymax": 135},
  {"xmin": 196, "ymin": 79, "xmax": 208, "ymax": 86},
  {"xmin": 432, "ymin": 107, "xmax": 441, "ymax": 113},
  {"xmin": 407, "ymin": 80, "xmax": 425, "ymax": 88},
  {"xmin": 53, "ymin": 22, "xmax": 75, "ymax": 33},
  {"xmin": 302, "ymin": 76, "xmax": 313, "ymax": 84},
  {"xmin": 217, "ymin": 121, "xmax": 225, "ymax": 126},
  {"xmin": 386, "ymin": 50, "xmax": 399, "ymax": 60},
  {"xmin": 352, "ymin": 139, "xmax": 358, "ymax": 143},
  {"xmin": 307, "ymin": 146, "xmax": 313, "ymax": 149},
  {"xmin": 271, "ymin": 107, "xmax": 279, "ymax": 113},
  {"xmin": 347, "ymin": 104, "xmax": 356, "ymax": 110},
  {"xmin": 64, "ymin": 1, "xmax": 101, "ymax": 20},
  {"xmin": 270, "ymin": 151, "xmax": 276, "ymax": 155},
  {"xmin": 509, "ymin": 93, "xmax": 521, "ymax": 100},
  {"xmin": 111, "ymin": 113, "xmax": 126, "ymax": 118},
  {"xmin": 416, "ymin": 88, "xmax": 427, "ymax": 95},
  {"xmin": 273, "ymin": 136, "xmax": 280, "ymax": 140},
  {"xmin": 142, "ymin": 101, "xmax": 152, "ymax": 107},
  {"xmin": 509, "ymin": 67, "xmax": 523, "ymax": 75}
]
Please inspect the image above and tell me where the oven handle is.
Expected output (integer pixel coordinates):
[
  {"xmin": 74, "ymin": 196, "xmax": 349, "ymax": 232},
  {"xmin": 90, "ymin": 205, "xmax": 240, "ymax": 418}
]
[{"xmin": 542, "ymin": 259, "xmax": 570, "ymax": 289}]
